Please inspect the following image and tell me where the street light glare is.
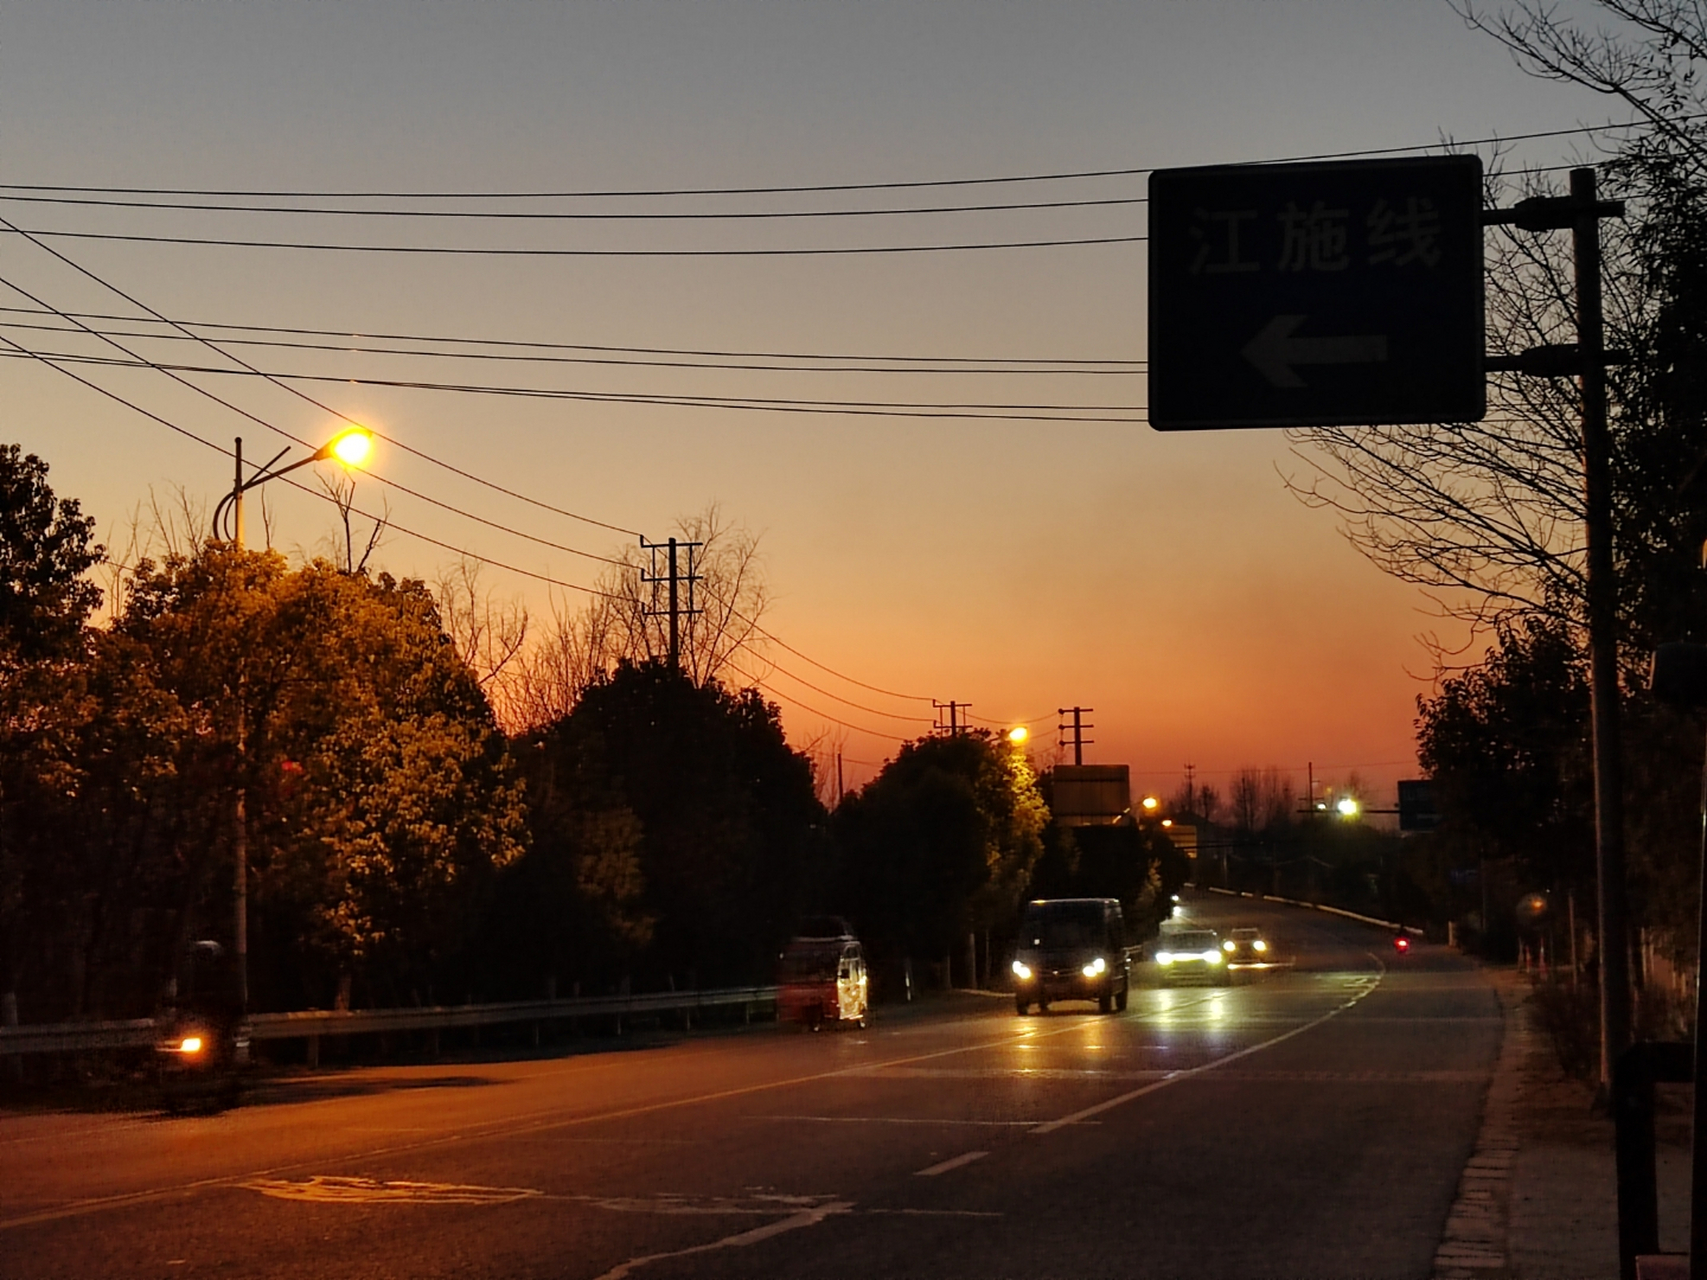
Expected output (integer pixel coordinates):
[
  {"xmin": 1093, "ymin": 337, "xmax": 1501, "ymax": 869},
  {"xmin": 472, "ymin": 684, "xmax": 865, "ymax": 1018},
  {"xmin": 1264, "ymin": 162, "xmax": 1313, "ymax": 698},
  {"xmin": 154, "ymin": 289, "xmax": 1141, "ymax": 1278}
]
[
  {"xmin": 1141, "ymin": 795, "xmax": 1160, "ymax": 811},
  {"xmin": 1336, "ymin": 796, "xmax": 1360, "ymax": 817},
  {"xmin": 329, "ymin": 428, "xmax": 374, "ymax": 468},
  {"xmin": 1007, "ymin": 726, "xmax": 1028, "ymax": 744}
]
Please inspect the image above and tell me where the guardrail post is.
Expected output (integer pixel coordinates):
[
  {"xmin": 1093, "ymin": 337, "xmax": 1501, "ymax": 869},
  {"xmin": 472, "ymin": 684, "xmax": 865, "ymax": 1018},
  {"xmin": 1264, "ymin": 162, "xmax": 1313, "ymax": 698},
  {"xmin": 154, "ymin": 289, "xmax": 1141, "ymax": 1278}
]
[
  {"xmin": 306, "ymin": 1032, "xmax": 319, "ymax": 1069},
  {"xmin": 2, "ymin": 992, "xmax": 19, "ymax": 1082}
]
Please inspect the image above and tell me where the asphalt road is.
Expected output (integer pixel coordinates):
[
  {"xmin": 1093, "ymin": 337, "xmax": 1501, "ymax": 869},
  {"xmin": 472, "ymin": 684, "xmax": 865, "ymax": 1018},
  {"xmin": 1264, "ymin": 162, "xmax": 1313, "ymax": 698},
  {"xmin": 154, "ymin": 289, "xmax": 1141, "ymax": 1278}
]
[{"xmin": 1, "ymin": 894, "xmax": 1501, "ymax": 1280}]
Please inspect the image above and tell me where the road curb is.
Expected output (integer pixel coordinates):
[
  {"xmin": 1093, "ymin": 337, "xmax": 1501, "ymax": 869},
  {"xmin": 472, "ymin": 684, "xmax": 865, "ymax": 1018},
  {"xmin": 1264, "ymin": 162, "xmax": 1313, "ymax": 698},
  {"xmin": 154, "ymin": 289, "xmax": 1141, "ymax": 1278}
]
[{"xmin": 1432, "ymin": 969, "xmax": 1525, "ymax": 1279}]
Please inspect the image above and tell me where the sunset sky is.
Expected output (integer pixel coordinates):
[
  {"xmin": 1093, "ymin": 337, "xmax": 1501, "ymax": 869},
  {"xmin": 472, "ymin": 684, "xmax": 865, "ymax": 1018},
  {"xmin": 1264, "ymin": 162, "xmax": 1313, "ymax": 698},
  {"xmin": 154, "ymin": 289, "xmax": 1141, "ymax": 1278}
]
[{"xmin": 3, "ymin": 2, "xmax": 1617, "ymax": 806}]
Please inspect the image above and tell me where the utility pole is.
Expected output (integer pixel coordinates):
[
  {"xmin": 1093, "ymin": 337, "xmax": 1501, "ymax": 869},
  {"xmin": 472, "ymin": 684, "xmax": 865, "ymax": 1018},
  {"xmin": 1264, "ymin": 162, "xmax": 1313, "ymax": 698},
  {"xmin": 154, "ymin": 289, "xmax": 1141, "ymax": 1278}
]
[
  {"xmin": 1184, "ymin": 762, "xmax": 1197, "ymax": 820},
  {"xmin": 1485, "ymin": 170, "xmax": 1631, "ymax": 1091},
  {"xmin": 232, "ymin": 439, "xmax": 247, "ymax": 1013},
  {"xmin": 1057, "ymin": 706, "xmax": 1094, "ymax": 765},
  {"xmin": 835, "ymin": 752, "xmax": 844, "ymax": 801},
  {"xmin": 933, "ymin": 701, "xmax": 969, "ymax": 735},
  {"xmin": 640, "ymin": 535, "xmax": 703, "ymax": 672}
]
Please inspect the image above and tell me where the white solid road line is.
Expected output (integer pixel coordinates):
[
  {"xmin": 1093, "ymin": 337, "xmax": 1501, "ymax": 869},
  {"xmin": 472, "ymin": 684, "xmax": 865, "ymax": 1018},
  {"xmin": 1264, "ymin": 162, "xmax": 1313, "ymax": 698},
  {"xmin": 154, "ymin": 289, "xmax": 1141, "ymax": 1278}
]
[{"xmin": 913, "ymin": 1151, "xmax": 989, "ymax": 1177}]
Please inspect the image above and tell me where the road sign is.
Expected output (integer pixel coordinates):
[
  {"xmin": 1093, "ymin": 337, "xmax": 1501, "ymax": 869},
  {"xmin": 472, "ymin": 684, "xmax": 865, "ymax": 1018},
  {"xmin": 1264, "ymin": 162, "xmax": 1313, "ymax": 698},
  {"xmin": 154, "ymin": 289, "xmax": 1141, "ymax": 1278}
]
[
  {"xmin": 1148, "ymin": 155, "xmax": 1485, "ymax": 430},
  {"xmin": 1397, "ymin": 779, "xmax": 1439, "ymax": 832}
]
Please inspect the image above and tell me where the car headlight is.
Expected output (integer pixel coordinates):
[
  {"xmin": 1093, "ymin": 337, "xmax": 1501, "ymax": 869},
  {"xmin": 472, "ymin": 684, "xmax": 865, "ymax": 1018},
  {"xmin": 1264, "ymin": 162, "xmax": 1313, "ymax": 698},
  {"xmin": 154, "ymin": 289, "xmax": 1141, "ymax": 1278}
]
[
  {"xmin": 1204, "ymin": 950, "xmax": 1224, "ymax": 964},
  {"xmin": 1155, "ymin": 951, "xmax": 1174, "ymax": 965},
  {"xmin": 1082, "ymin": 957, "xmax": 1107, "ymax": 978},
  {"xmin": 1222, "ymin": 940, "xmax": 1236, "ymax": 952},
  {"xmin": 178, "ymin": 1036, "xmax": 204, "ymax": 1054},
  {"xmin": 1252, "ymin": 939, "xmax": 1267, "ymax": 953},
  {"xmin": 1011, "ymin": 960, "xmax": 1033, "ymax": 981}
]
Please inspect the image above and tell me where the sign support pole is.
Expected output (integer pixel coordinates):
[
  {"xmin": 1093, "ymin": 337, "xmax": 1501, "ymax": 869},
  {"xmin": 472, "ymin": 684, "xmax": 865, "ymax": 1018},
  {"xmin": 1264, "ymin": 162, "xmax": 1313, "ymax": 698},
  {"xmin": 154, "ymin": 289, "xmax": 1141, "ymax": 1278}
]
[{"xmin": 1572, "ymin": 166, "xmax": 1633, "ymax": 1097}]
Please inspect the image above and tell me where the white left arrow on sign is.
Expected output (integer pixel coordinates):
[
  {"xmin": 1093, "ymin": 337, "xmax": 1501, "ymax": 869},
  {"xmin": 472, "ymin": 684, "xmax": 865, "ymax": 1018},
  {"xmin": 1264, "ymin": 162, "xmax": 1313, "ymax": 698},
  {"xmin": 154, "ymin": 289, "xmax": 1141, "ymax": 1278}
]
[{"xmin": 1241, "ymin": 314, "xmax": 1388, "ymax": 388}]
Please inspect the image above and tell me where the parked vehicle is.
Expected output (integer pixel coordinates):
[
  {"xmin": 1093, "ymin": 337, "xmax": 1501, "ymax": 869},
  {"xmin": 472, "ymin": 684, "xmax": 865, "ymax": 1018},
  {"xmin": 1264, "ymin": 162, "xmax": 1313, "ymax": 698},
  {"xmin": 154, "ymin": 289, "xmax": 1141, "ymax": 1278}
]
[
  {"xmin": 778, "ymin": 917, "xmax": 868, "ymax": 1030},
  {"xmin": 1012, "ymin": 897, "xmax": 1131, "ymax": 1015},
  {"xmin": 154, "ymin": 940, "xmax": 248, "ymax": 1114}
]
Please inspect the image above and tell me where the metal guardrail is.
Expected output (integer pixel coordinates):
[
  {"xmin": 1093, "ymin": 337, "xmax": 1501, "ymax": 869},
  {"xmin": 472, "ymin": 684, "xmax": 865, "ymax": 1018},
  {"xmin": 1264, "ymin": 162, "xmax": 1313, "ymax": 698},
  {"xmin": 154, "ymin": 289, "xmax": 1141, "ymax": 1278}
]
[
  {"xmin": 0, "ymin": 985, "xmax": 779, "ymax": 1057},
  {"xmin": 1197, "ymin": 884, "xmax": 1425, "ymax": 935}
]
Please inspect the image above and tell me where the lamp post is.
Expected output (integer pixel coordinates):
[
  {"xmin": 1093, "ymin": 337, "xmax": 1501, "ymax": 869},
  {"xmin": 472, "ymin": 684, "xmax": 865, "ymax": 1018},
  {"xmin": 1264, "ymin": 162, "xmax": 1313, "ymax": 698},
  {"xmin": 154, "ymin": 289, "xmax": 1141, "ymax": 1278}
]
[{"xmin": 211, "ymin": 429, "xmax": 372, "ymax": 1012}]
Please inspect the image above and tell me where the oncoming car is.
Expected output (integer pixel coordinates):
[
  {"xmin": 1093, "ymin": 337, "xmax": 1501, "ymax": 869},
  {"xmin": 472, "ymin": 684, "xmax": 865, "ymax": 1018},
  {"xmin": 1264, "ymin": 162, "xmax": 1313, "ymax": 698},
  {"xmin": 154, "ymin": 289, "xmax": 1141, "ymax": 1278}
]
[
  {"xmin": 1011, "ymin": 897, "xmax": 1130, "ymax": 1015},
  {"xmin": 1224, "ymin": 926, "xmax": 1273, "ymax": 966},
  {"xmin": 1153, "ymin": 928, "xmax": 1230, "ymax": 986}
]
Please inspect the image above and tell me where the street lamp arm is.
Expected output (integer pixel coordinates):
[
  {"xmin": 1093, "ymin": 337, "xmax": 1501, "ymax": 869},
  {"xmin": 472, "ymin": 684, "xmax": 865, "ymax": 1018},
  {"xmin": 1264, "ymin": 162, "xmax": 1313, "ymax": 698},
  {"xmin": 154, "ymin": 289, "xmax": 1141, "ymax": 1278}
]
[{"xmin": 238, "ymin": 445, "xmax": 310, "ymax": 494}]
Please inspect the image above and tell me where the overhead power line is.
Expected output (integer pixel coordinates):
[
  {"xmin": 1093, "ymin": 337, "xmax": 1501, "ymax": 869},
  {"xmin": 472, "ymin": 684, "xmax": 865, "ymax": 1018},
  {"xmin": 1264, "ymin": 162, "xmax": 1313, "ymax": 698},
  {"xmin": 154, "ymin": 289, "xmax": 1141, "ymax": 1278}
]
[
  {"xmin": 0, "ymin": 329, "xmax": 625, "ymax": 601},
  {"xmin": 0, "ymin": 192, "xmax": 1146, "ymax": 220},
  {"xmin": 0, "ymin": 215, "xmax": 643, "ymax": 539},
  {"xmin": 0, "ymin": 347, "xmax": 1147, "ymax": 423},
  {"xmin": 0, "ymin": 228, "xmax": 939, "ymax": 708},
  {"xmin": 0, "ymin": 115, "xmax": 1674, "ymax": 201},
  {"xmin": 0, "ymin": 316, "xmax": 1141, "ymax": 376},
  {"xmin": 0, "ymin": 304, "xmax": 1143, "ymax": 368},
  {"xmin": 4, "ymin": 227, "xmax": 1148, "ymax": 256},
  {"xmin": 6, "ymin": 322, "xmax": 931, "ymax": 723},
  {"xmin": 721, "ymin": 658, "xmax": 912, "ymax": 743}
]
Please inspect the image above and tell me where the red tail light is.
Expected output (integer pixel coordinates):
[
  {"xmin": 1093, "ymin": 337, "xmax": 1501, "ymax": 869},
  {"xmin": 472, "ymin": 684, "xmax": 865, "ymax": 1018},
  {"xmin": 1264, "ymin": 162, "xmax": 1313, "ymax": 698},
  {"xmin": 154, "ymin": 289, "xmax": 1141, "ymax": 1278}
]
[{"xmin": 1394, "ymin": 937, "xmax": 1410, "ymax": 951}]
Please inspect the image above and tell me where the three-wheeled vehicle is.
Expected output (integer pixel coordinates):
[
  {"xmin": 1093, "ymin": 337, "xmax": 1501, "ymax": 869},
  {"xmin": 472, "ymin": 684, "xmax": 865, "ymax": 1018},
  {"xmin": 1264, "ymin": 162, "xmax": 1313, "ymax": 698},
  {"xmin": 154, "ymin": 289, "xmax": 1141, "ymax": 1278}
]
[
  {"xmin": 154, "ymin": 940, "xmax": 249, "ymax": 1113},
  {"xmin": 777, "ymin": 917, "xmax": 868, "ymax": 1030}
]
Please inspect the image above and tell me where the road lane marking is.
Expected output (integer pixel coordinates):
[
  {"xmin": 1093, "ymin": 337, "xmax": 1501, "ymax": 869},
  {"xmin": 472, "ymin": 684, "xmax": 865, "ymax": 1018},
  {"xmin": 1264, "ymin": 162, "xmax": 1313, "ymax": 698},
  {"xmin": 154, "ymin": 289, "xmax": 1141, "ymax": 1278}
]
[
  {"xmin": 755, "ymin": 1114, "xmax": 1091, "ymax": 1127},
  {"xmin": 846, "ymin": 1066, "xmax": 1174, "ymax": 1081},
  {"xmin": 913, "ymin": 1151, "xmax": 988, "ymax": 1177},
  {"xmin": 591, "ymin": 1198, "xmax": 854, "ymax": 1280},
  {"xmin": 0, "ymin": 984, "xmax": 1274, "ymax": 1233},
  {"xmin": 242, "ymin": 1176, "xmax": 541, "ymax": 1205},
  {"xmin": 565, "ymin": 1192, "xmax": 831, "ymax": 1216},
  {"xmin": 1029, "ymin": 958, "xmax": 1386, "ymax": 1135}
]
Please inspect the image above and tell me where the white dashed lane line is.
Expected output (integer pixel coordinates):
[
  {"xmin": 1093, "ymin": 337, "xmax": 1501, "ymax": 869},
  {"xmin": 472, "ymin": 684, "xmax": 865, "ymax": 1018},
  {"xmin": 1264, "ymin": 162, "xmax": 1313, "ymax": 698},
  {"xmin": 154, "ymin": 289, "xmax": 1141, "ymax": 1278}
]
[{"xmin": 913, "ymin": 1151, "xmax": 989, "ymax": 1177}]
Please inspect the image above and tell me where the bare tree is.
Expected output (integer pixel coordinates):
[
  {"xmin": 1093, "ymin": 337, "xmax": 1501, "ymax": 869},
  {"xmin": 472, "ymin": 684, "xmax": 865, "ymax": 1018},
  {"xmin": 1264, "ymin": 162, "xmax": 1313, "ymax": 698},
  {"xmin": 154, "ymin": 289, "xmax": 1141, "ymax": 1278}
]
[
  {"xmin": 1291, "ymin": 0, "xmax": 1707, "ymax": 659},
  {"xmin": 1229, "ymin": 767, "xmax": 1296, "ymax": 835},
  {"xmin": 433, "ymin": 557, "xmax": 529, "ymax": 700},
  {"xmin": 606, "ymin": 504, "xmax": 769, "ymax": 687},
  {"xmin": 503, "ymin": 588, "xmax": 622, "ymax": 734},
  {"xmin": 318, "ymin": 473, "xmax": 388, "ymax": 576},
  {"xmin": 1283, "ymin": 159, "xmax": 1650, "ymax": 658}
]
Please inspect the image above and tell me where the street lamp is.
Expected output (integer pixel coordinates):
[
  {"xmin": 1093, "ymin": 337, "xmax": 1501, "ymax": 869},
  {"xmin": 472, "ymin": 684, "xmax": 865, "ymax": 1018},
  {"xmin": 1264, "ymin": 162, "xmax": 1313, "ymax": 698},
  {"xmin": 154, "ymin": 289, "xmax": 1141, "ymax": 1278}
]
[
  {"xmin": 1007, "ymin": 726, "xmax": 1029, "ymax": 745},
  {"xmin": 1336, "ymin": 796, "xmax": 1361, "ymax": 818},
  {"xmin": 211, "ymin": 429, "xmax": 373, "ymax": 1014},
  {"xmin": 1141, "ymin": 795, "xmax": 1160, "ymax": 813},
  {"xmin": 213, "ymin": 427, "xmax": 373, "ymax": 550}
]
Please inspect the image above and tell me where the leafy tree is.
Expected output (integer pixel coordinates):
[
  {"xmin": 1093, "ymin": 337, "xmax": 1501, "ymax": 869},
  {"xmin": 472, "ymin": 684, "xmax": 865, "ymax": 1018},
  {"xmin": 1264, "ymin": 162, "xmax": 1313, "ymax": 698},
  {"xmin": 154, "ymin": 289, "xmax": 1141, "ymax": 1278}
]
[
  {"xmin": 1416, "ymin": 617, "xmax": 1594, "ymax": 880},
  {"xmin": 833, "ymin": 732, "xmax": 1046, "ymax": 967},
  {"xmin": 32, "ymin": 547, "xmax": 528, "ymax": 1014},
  {"xmin": 0, "ymin": 445, "xmax": 102, "ymax": 662},
  {"xmin": 508, "ymin": 660, "xmax": 823, "ymax": 989},
  {"xmin": 0, "ymin": 446, "xmax": 105, "ymax": 1017}
]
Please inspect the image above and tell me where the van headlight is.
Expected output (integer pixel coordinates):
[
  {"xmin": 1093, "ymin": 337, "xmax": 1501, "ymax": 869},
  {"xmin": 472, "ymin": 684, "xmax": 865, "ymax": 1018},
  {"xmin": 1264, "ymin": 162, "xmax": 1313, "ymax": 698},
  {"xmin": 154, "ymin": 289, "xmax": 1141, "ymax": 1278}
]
[
  {"xmin": 1011, "ymin": 960, "xmax": 1033, "ymax": 981},
  {"xmin": 1252, "ymin": 939, "xmax": 1267, "ymax": 952},
  {"xmin": 1205, "ymin": 950, "xmax": 1224, "ymax": 964},
  {"xmin": 1155, "ymin": 951, "xmax": 1175, "ymax": 965},
  {"xmin": 1082, "ymin": 957, "xmax": 1107, "ymax": 978}
]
